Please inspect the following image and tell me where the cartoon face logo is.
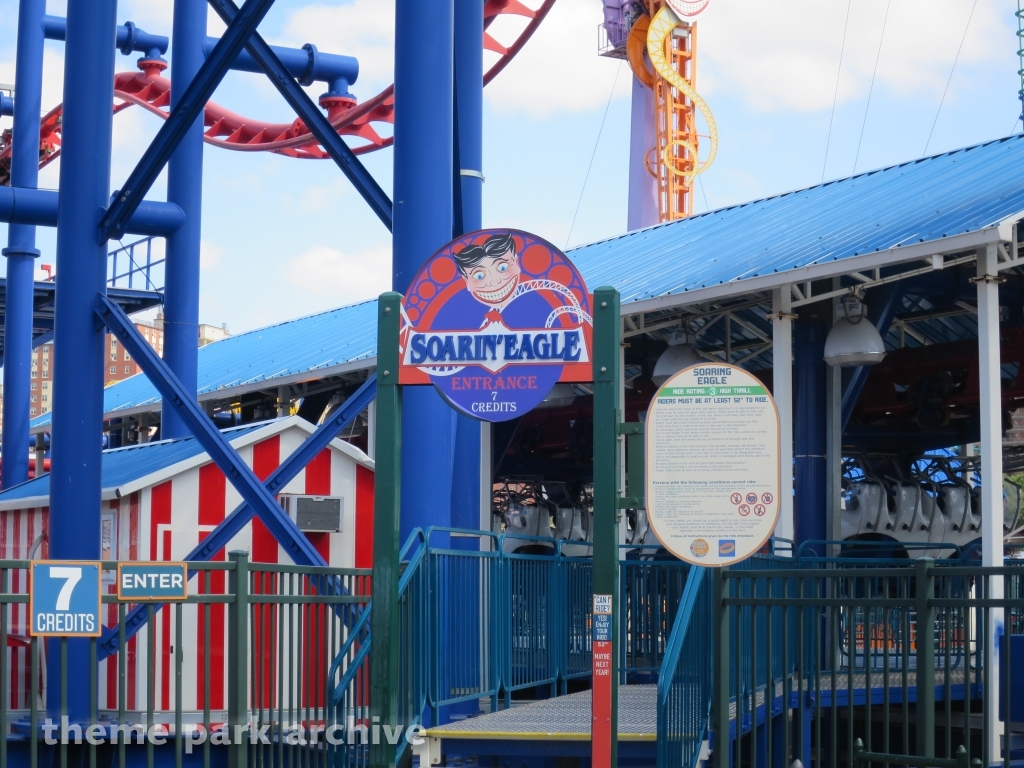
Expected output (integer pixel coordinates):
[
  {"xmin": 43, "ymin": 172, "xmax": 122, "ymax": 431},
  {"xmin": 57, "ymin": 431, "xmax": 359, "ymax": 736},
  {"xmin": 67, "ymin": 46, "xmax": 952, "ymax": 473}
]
[
  {"xmin": 454, "ymin": 233, "xmax": 523, "ymax": 312},
  {"xmin": 690, "ymin": 539, "xmax": 709, "ymax": 558},
  {"xmin": 399, "ymin": 229, "xmax": 593, "ymax": 422}
]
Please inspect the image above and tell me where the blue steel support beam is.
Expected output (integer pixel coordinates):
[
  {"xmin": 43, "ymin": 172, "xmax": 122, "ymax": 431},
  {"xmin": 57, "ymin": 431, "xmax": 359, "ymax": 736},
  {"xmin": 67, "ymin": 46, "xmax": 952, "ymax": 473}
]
[
  {"xmin": 48, "ymin": 0, "xmax": 119, "ymax": 724},
  {"xmin": 96, "ymin": 374, "xmax": 377, "ymax": 661},
  {"xmin": 41, "ymin": 15, "xmax": 357, "ymax": 95},
  {"xmin": 3, "ymin": 0, "xmax": 46, "ymax": 490},
  {"xmin": 206, "ymin": 0, "xmax": 393, "ymax": 231},
  {"xmin": 394, "ymin": 0, "xmax": 455, "ymax": 543},
  {"xmin": 0, "ymin": 186, "xmax": 185, "ymax": 234},
  {"xmin": 42, "ymin": 15, "xmax": 169, "ymax": 59},
  {"xmin": 97, "ymin": 294, "xmax": 330, "ymax": 566},
  {"xmin": 98, "ymin": 0, "xmax": 278, "ymax": 243},
  {"xmin": 202, "ymin": 36, "xmax": 357, "ymax": 97},
  {"xmin": 794, "ymin": 322, "xmax": 828, "ymax": 553},
  {"xmin": 840, "ymin": 283, "xmax": 905, "ymax": 432},
  {"xmin": 162, "ymin": 0, "xmax": 207, "ymax": 440},
  {"xmin": 450, "ymin": 0, "xmax": 483, "ymax": 533}
]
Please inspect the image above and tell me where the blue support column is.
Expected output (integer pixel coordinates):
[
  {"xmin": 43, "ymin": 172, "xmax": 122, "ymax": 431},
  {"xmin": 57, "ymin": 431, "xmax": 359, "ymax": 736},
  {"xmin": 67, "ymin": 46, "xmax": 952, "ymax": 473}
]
[
  {"xmin": 393, "ymin": 0, "xmax": 455, "ymax": 542},
  {"xmin": 161, "ymin": 0, "xmax": 206, "ymax": 439},
  {"xmin": 1, "ymin": 0, "xmax": 46, "ymax": 489},
  {"xmin": 48, "ymin": 0, "xmax": 118, "ymax": 723},
  {"xmin": 793, "ymin": 321, "xmax": 827, "ymax": 553},
  {"xmin": 450, "ymin": 0, "xmax": 484, "ymax": 533}
]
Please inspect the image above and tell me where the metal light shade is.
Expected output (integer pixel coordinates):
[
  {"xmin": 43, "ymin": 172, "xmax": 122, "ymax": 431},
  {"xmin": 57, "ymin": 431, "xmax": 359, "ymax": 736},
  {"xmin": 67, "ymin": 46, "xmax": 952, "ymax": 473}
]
[
  {"xmin": 824, "ymin": 317, "xmax": 886, "ymax": 367},
  {"xmin": 537, "ymin": 382, "xmax": 576, "ymax": 409},
  {"xmin": 652, "ymin": 343, "xmax": 702, "ymax": 385}
]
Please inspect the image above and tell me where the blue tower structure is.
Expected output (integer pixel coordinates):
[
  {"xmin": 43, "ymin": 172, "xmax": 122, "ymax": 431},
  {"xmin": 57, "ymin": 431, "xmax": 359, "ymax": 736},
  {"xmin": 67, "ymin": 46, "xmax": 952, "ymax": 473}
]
[
  {"xmin": 0, "ymin": 0, "xmax": 503, "ymax": 722},
  {"xmin": 162, "ymin": 0, "xmax": 207, "ymax": 440},
  {"xmin": 392, "ymin": 0, "xmax": 457, "ymax": 544},
  {"xmin": 48, "ymin": 0, "xmax": 120, "ymax": 721},
  {"xmin": 2, "ymin": 0, "xmax": 45, "ymax": 489},
  {"xmin": 451, "ymin": 0, "xmax": 485, "ymax": 534}
]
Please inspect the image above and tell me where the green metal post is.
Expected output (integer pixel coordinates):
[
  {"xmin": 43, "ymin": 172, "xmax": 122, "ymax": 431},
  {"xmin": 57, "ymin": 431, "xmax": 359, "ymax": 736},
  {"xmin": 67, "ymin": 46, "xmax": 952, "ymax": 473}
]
[
  {"xmin": 371, "ymin": 293, "xmax": 403, "ymax": 768},
  {"xmin": 916, "ymin": 558, "xmax": 935, "ymax": 758},
  {"xmin": 228, "ymin": 551, "xmax": 250, "ymax": 768},
  {"xmin": 713, "ymin": 568, "xmax": 730, "ymax": 766},
  {"xmin": 593, "ymin": 286, "xmax": 621, "ymax": 765}
]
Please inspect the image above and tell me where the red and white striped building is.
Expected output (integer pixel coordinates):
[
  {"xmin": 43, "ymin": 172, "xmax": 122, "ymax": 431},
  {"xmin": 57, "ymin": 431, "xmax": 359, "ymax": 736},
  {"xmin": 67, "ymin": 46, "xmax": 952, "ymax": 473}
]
[{"xmin": 0, "ymin": 416, "xmax": 374, "ymax": 716}]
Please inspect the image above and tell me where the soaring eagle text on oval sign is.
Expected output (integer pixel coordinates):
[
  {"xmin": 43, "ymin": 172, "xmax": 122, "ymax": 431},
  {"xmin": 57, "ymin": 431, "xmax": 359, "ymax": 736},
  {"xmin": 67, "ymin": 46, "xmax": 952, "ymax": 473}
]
[{"xmin": 398, "ymin": 230, "xmax": 593, "ymax": 421}]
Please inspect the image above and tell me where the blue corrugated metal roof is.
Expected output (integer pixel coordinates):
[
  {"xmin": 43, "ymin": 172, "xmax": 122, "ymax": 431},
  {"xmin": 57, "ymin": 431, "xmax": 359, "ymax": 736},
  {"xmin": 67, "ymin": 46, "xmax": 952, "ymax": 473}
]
[
  {"xmin": 1, "ymin": 422, "xmax": 269, "ymax": 502},
  {"xmin": 30, "ymin": 298, "xmax": 378, "ymax": 429},
  {"xmin": 569, "ymin": 134, "xmax": 1024, "ymax": 305},
  {"xmin": 27, "ymin": 135, "xmax": 1024, "ymax": 427}
]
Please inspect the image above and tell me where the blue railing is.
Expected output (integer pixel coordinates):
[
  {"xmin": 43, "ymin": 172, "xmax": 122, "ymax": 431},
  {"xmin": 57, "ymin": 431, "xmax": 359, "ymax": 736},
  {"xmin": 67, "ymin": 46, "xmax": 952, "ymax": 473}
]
[
  {"xmin": 430, "ymin": 529, "xmax": 501, "ymax": 709},
  {"xmin": 108, "ymin": 235, "xmax": 164, "ymax": 291},
  {"xmin": 327, "ymin": 527, "xmax": 703, "ymax": 742},
  {"xmin": 327, "ymin": 528, "xmax": 428, "ymax": 766},
  {"xmin": 657, "ymin": 566, "xmax": 713, "ymax": 768}
]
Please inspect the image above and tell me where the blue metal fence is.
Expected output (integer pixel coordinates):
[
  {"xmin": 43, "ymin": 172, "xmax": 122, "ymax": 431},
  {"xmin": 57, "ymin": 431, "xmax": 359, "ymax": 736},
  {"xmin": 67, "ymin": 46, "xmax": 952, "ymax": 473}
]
[
  {"xmin": 329, "ymin": 527, "xmax": 699, "ymax": 745},
  {"xmin": 107, "ymin": 236, "xmax": 164, "ymax": 291},
  {"xmin": 657, "ymin": 566, "xmax": 713, "ymax": 768}
]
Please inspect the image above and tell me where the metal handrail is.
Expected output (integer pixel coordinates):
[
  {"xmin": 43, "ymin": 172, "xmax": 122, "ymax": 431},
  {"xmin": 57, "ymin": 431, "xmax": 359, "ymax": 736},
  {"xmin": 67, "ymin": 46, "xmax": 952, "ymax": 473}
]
[
  {"xmin": 656, "ymin": 566, "xmax": 711, "ymax": 768},
  {"xmin": 328, "ymin": 528, "xmax": 426, "ymax": 704}
]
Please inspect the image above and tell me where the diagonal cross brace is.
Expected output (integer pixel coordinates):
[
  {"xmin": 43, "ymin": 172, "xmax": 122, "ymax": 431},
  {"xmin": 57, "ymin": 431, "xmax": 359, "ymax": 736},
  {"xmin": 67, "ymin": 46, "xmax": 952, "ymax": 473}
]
[
  {"xmin": 206, "ymin": 0, "xmax": 392, "ymax": 230},
  {"xmin": 97, "ymin": 294, "xmax": 329, "ymax": 562},
  {"xmin": 99, "ymin": 0, "xmax": 277, "ymax": 243},
  {"xmin": 97, "ymin": 372, "xmax": 377, "ymax": 660}
]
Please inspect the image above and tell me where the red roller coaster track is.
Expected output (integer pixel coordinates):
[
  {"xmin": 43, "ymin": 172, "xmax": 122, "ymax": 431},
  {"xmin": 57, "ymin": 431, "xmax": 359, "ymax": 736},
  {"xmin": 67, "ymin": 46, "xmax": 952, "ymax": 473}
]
[{"xmin": 0, "ymin": 0, "xmax": 554, "ymax": 185}]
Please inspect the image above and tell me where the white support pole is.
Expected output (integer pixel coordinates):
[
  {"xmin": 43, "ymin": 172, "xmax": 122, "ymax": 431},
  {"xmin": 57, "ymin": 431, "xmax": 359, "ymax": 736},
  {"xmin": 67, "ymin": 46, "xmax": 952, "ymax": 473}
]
[
  {"xmin": 772, "ymin": 287, "xmax": 795, "ymax": 545},
  {"xmin": 977, "ymin": 244, "xmax": 1004, "ymax": 762}
]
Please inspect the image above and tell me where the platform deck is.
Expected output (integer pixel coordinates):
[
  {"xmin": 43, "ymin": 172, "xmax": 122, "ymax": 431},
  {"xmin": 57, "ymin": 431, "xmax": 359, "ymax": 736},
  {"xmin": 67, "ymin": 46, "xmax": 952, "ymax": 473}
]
[{"xmin": 426, "ymin": 685, "xmax": 657, "ymax": 742}]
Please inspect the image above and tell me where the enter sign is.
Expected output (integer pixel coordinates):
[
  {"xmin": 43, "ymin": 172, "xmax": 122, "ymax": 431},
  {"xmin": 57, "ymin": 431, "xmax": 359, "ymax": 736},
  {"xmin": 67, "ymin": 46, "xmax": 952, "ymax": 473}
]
[{"xmin": 116, "ymin": 562, "xmax": 188, "ymax": 601}]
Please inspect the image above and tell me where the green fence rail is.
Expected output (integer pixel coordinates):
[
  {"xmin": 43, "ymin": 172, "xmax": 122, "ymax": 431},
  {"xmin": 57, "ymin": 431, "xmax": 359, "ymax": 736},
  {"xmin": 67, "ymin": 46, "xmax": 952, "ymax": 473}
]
[
  {"xmin": 0, "ymin": 554, "xmax": 370, "ymax": 768},
  {"xmin": 711, "ymin": 560, "xmax": 1024, "ymax": 768}
]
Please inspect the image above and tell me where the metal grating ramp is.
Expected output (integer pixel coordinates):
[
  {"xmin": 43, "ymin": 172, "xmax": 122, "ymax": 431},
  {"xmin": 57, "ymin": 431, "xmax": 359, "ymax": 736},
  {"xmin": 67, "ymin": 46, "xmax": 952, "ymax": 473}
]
[{"xmin": 425, "ymin": 685, "xmax": 657, "ymax": 741}]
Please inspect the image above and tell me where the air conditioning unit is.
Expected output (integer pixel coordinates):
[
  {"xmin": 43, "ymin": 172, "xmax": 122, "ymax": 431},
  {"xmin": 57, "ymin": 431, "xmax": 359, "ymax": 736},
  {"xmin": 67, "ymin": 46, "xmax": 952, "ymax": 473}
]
[{"xmin": 280, "ymin": 494, "xmax": 343, "ymax": 532}]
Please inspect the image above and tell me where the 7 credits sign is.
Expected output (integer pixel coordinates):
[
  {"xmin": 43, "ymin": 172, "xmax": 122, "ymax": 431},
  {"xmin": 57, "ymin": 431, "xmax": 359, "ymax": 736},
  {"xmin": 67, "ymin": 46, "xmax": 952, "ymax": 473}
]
[{"xmin": 30, "ymin": 561, "xmax": 102, "ymax": 637}]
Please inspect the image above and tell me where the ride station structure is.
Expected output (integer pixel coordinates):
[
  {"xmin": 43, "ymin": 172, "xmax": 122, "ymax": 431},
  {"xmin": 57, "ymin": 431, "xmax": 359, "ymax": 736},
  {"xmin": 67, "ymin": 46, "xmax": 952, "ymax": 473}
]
[{"xmin": 0, "ymin": 1, "xmax": 1023, "ymax": 768}]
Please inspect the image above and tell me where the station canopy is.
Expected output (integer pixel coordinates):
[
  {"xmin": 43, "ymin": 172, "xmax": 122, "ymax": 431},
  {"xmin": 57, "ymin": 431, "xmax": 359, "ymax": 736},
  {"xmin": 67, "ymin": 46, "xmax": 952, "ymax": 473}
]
[{"xmin": 27, "ymin": 134, "xmax": 1024, "ymax": 432}]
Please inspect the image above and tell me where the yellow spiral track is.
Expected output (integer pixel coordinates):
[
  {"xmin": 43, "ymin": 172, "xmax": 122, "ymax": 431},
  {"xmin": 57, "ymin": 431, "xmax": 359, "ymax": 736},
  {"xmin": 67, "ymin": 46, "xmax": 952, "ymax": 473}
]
[{"xmin": 646, "ymin": 5, "xmax": 718, "ymax": 180}]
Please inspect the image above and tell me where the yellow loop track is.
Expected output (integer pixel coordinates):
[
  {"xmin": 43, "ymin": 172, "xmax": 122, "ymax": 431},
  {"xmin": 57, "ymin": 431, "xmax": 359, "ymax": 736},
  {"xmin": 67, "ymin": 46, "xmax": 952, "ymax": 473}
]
[{"xmin": 646, "ymin": 5, "xmax": 718, "ymax": 178}]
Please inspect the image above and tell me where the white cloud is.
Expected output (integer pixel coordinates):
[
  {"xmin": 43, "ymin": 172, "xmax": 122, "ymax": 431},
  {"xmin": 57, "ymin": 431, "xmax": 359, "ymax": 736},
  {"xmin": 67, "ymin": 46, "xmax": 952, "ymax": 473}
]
[
  {"xmin": 286, "ymin": 244, "xmax": 390, "ymax": 302},
  {"xmin": 485, "ymin": 0, "xmax": 631, "ymax": 117},
  {"xmin": 283, "ymin": 0, "xmax": 395, "ymax": 99},
  {"xmin": 200, "ymin": 239, "xmax": 223, "ymax": 271},
  {"xmin": 697, "ymin": 0, "xmax": 1009, "ymax": 113}
]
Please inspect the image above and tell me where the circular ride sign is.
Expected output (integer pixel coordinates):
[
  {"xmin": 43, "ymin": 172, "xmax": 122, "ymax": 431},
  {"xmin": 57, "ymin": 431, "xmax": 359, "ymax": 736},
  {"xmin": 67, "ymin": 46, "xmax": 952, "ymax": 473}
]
[
  {"xmin": 645, "ymin": 364, "xmax": 780, "ymax": 566},
  {"xmin": 398, "ymin": 229, "xmax": 593, "ymax": 421}
]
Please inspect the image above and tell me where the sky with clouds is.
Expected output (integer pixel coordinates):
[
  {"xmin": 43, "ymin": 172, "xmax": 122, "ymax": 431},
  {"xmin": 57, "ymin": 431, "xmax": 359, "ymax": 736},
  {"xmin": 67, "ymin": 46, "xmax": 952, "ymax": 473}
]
[{"xmin": 0, "ymin": 0, "xmax": 1019, "ymax": 335}]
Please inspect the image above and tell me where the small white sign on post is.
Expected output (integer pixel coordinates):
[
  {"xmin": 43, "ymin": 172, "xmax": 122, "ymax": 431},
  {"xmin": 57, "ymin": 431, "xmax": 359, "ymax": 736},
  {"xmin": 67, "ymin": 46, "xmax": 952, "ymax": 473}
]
[{"xmin": 645, "ymin": 364, "xmax": 781, "ymax": 566}]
